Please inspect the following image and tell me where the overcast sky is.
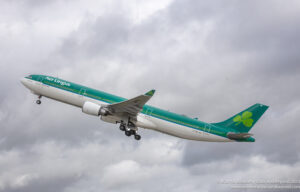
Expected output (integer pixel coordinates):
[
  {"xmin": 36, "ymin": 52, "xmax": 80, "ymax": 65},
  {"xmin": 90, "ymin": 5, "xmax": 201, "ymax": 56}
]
[{"xmin": 1, "ymin": 0, "xmax": 300, "ymax": 191}]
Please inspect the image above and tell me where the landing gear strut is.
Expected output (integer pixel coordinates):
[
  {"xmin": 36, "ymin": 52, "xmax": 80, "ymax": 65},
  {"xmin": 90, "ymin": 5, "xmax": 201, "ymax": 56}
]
[
  {"xmin": 36, "ymin": 95, "xmax": 42, "ymax": 105},
  {"xmin": 119, "ymin": 120, "xmax": 141, "ymax": 140}
]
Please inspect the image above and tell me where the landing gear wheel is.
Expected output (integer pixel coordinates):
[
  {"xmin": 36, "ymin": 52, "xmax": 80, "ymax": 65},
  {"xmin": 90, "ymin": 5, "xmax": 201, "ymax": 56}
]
[
  {"xmin": 36, "ymin": 100, "xmax": 41, "ymax": 105},
  {"xmin": 134, "ymin": 134, "xmax": 141, "ymax": 140},
  {"xmin": 119, "ymin": 125, "xmax": 126, "ymax": 131},
  {"xmin": 130, "ymin": 130, "xmax": 136, "ymax": 135},
  {"xmin": 125, "ymin": 130, "xmax": 132, "ymax": 137}
]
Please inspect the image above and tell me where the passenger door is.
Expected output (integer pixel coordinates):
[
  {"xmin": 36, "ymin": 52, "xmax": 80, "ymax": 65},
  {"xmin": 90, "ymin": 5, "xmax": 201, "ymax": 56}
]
[
  {"xmin": 145, "ymin": 108, "xmax": 154, "ymax": 119},
  {"xmin": 35, "ymin": 76, "xmax": 44, "ymax": 88},
  {"xmin": 79, "ymin": 88, "xmax": 87, "ymax": 99}
]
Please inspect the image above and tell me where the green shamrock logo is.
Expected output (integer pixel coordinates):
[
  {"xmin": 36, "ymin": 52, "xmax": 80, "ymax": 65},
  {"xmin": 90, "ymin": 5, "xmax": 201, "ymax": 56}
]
[{"xmin": 233, "ymin": 111, "xmax": 254, "ymax": 127}]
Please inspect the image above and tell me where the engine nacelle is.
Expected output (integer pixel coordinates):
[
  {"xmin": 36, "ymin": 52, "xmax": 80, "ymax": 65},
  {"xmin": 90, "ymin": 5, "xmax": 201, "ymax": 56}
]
[
  {"xmin": 99, "ymin": 107, "xmax": 109, "ymax": 116},
  {"xmin": 82, "ymin": 101, "xmax": 101, "ymax": 116},
  {"xmin": 82, "ymin": 101, "xmax": 109, "ymax": 116}
]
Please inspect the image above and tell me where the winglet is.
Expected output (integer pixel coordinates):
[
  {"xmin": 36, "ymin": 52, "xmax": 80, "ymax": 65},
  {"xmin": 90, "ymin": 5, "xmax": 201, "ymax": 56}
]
[{"xmin": 145, "ymin": 89, "xmax": 155, "ymax": 97}]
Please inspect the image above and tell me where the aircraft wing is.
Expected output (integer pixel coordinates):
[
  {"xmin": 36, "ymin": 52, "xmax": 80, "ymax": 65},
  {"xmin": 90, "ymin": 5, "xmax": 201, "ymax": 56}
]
[{"xmin": 106, "ymin": 89, "xmax": 155, "ymax": 118}]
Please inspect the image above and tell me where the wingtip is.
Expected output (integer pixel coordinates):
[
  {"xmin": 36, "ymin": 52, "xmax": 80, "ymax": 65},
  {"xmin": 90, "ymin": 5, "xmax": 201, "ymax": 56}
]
[
  {"xmin": 256, "ymin": 103, "xmax": 269, "ymax": 109},
  {"xmin": 145, "ymin": 89, "xmax": 155, "ymax": 96}
]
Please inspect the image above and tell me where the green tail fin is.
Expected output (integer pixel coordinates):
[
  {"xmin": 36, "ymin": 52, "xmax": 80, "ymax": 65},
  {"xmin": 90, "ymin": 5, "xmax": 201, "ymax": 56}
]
[{"xmin": 212, "ymin": 103, "xmax": 269, "ymax": 133}]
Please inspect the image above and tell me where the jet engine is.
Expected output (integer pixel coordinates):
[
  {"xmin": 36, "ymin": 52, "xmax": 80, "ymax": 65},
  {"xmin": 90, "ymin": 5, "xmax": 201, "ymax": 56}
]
[{"xmin": 82, "ymin": 101, "xmax": 109, "ymax": 116}]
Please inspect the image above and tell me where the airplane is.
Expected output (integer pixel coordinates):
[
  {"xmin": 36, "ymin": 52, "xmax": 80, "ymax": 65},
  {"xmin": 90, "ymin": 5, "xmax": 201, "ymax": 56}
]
[{"xmin": 21, "ymin": 74, "xmax": 268, "ymax": 142}]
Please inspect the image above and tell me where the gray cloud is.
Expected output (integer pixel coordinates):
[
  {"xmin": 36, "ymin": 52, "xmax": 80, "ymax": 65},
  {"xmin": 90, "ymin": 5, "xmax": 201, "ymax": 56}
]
[{"xmin": 1, "ymin": 0, "xmax": 300, "ymax": 191}]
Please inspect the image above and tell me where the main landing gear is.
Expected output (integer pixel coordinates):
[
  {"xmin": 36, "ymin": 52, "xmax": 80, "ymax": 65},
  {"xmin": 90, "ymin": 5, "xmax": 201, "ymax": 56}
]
[
  {"xmin": 119, "ymin": 121, "xmax": 141, "ymax": 140},
  {"xmin": 36, "ymin": 95, "xmax": 42, "ymax": 105}
]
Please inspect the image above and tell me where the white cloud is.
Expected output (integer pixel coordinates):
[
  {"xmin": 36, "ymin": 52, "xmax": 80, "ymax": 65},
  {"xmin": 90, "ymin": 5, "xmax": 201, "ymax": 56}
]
[
  {"xmin": 12, "ymin": 174, "xmax": 38, "ymax": 189},
  {"xmin": 101, "ymin": 160, "xmax": 145, "ymax": 188}
]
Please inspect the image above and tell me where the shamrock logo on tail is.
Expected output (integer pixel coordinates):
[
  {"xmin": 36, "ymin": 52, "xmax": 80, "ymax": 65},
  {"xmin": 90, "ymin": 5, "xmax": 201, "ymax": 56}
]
[{"xmin": 233, "ymin": 111, "xmax": 254, "ymax": 127}]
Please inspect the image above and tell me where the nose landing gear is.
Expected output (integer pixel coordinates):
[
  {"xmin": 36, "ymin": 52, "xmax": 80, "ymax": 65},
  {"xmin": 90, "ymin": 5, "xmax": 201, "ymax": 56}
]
[{"xmin": 36, "ymin": 95, "xmax": 42, "ymax": 105}]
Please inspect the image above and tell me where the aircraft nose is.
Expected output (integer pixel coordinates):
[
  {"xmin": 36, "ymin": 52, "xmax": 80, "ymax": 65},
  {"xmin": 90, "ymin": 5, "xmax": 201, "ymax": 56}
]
[{"xmin": 20, "ymin": 77, "xmax": 26, "ymax": 86}]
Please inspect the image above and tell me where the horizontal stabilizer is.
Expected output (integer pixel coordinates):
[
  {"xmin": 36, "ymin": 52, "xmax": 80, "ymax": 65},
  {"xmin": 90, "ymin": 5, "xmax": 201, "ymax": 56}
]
[{"xmin": 227, "ymin": 132, "xmax": 253, "ymax": 140}]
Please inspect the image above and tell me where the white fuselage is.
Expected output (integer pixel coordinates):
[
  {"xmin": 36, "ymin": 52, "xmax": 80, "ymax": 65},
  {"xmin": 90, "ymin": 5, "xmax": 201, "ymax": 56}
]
[{"xmin": 21, "ymin": 78, "xmax": 231, "ymax": 142}]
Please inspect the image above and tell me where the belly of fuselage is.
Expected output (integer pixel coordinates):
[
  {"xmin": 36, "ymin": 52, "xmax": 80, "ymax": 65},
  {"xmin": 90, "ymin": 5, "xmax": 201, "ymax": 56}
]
[{"xmin": 137, "ymin": 114, "xmax": 231, "ymax": 142}]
